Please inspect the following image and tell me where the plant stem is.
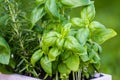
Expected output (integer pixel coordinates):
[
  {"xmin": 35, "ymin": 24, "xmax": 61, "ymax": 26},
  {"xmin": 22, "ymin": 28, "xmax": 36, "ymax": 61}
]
[
  {"xmin": 5, "ymin": 0, "xmax": 27, "ymax": 55},
  {"xmin": 73, "ymin": 72, "xmax": 75, "ymax": 80},
  {"xmin": 5, "ymin": 0, "xmax": 19, "ymax": 36},
  {"xmin": 56, "ymin": 71, "xmax": 58, "ymax": 80},
  {"xmin": 75, "ymin": 72, "xmax": 78, "ymax": 80},
  {"xmin": 43, "ymin": 74, "xmax": 48, "ymax": 80},
  {"xmin": 78, "ymin": 69, "xmax": 82, "ymax": 80}
]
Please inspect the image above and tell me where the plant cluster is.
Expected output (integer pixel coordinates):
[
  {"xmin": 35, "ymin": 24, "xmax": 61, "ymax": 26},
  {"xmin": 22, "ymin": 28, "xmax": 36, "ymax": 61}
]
[{"xmin": 0, "ymin": 0, "xmax": 116, "ymax": 80}]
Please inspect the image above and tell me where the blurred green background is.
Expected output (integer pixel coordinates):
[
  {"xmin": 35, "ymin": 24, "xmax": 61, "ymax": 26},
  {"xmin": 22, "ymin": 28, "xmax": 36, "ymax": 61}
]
[{"xmin": 95, "ymin": 0, "xmax": 120, "ymax": 80}]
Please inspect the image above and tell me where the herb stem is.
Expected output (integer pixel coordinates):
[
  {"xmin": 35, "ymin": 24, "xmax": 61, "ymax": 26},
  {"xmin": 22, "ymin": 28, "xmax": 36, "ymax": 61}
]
[
  {"xmin": 56, "ymin": 71, "xmax": 58, "ymax": 80},
  {"xmin": 5, "ymin": 0, "xmax": 27, "ymax": 55},
  {"xmin": 73, "ymin": 72, "xmax": 75, "ymax": 80},
  {"xmin": 5, "ymin": 0, "xmax": 19, "ymax": 36}
]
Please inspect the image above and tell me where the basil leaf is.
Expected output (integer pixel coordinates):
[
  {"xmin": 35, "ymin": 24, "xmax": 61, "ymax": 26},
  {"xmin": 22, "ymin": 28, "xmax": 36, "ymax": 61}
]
[
  {"xmin": 81, "ymin": 2, "xmax": 95, "ymax": 22},
  {"xmin": 60, "ymin": 50, "xmax": 72, "ymax": 60},
  {"xmin": 52, "ymin": 61, "xmax": 58, "ymax": 74},
  {"xmin": 30, "ymin": 6, "xmax": 45, "ymax": 28},
  {"xmin": 69, "ymin": 29, "xmax": 77, "ymax": 36},
  {"xmin": 93, "ymin": 42, "xmax": 102, "ymax": 53},
  {"xmin": 45, "ymin": 0, "xmax": 59, "ymax": 18},
  {"xmin": 92, "ymin": 28, "xmax": 117, "ymax": 44},
  {"xmin": 71, "ymin": 18, "xmax": 87, "ymax": 27},
  {"xmin": 61, "ymin": 0, "xmax": 90, "ymax": 8},
  {"xmin": 93, "ymin": 62, "xmax": 100, "ymax": 70},
  {"xmin": 31, "ymin": 49, "xmax": 43, "ymax": 66},
  {"xmin": 64, "ymin": 36, "xmax": 85, "ymax": 53},
  {"xmin": 0, "ymin": 36, "xmax": 10, "ymax": 64},
  {"xmin": 64, "ymin": 54, "xmax": 79, "ymax": 71},
  {"xmin": 61, "ymin": 23, "xmax": 71, "ymax": 37},
  {"xmin": 40, "ymin": 56, "xmax": 52, "ymax": 75},
  {"xmin": 58, "ymin": 63, "xmax": 71, "ymax": 74},
  {"xmin": 78, "ymin": 49, "xmax": 89, "ymax": 62},
  {"xmin": 89, "ymin": 21, "xmax": 106, "ymax": 31},
  {"xmin": 36, "ymin": 0, "xmax": 45, "ymax": 5},
  {"xmin": 42, "ymin": 31, "xmax": 60, "ymax": 46},
  {"xmin": 48, "ymin": 47, "xmax": 61, "ymax": 61},
  {"xmin": 56, "ymin": 38, "xmax": 65, "ymax": 49},
  {"xmin": 42, "ymin": 45, "xmax": 49, "ymax": 53},
  {"xmin": 42, "ymin": 31, "xmax": 60, "ymax": 52},
  {"xmin": 42, "ymin": 37, "xmax": 57, "ymax": 47},
  {"xmin": 89, "ymin": 50, "xmax": 101, "ymax": 70},
  {"xmin": 76, "ymin": 28, "xmax": 89, "ymax": 45},
  {"xmin": 93, "ymin": 52, "xmax": 100, "ymax": 64},
  {"xmin": 88, "ymin": 49, "xmax": 96, "ymax": 60}
]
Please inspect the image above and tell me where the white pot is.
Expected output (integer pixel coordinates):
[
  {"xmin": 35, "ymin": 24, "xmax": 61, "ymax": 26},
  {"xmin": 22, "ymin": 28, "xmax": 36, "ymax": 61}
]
[
  {"xmin": 0, "ymin": 73, "xmax": 41, "ymax": 80},
  {"xmin": 0, "ymin": 73, "xmax": 112, "ymax": 80},
  {"xmin": 90, "ymin": 73, "xmax": 112, "ymax": 80}
]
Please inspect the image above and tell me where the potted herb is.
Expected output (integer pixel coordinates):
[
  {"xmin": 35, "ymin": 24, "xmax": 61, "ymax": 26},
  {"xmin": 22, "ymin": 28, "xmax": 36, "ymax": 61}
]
[{"xmin": 0, "ymin": 0, "xmax": 116, "ymax": 80}]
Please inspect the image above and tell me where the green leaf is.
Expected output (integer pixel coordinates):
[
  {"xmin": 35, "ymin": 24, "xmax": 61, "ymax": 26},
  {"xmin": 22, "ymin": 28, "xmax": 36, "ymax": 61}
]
[
  {"xmin": 93, "ymin": 62, "xmax": 100, "ymax": 70},
  {"xmin": 61, "ymin": 0, "xmax": 91, "ymax": 8},
  {"xmin": 93, "ymin": 42, "xmax": 102, "ymax": 53},
  {"xmin": 90, "ymin": 51, "xmax": 101, "ymax": 70},
  {"xmin": 30, "ymin": 6, "xmax": 45, "ymax": 28},
  {"xmin": 52, "ymin": 61, "xmax": 58, "ymax": 74},
  {"xmin": 79, "ymin": 50, "xmax": 89, "ymax": 62},
  {"xmin": 42, "ymin": 37, "xmax": 57, "ymax": 47},
  {"xmin": 42, "ymin": 31, "xmax": 60, "ymax": 46},
  {"xmin": 48, "ymin": 47, "xmax": 61, "ymax": 61},
  {"xmin": 93, "ymin": 52, "xmax": 100, "ymax": 64},
  {"xmin": 92, "ymin": 28, "xmax": 117, "ymax": 44},
  {"xmin": 69, "ymin": 29, "xmax": 77, "ymax": 36},
  {"xmin": 42, "ymin": 45, "xmax": 49, "ymax": 53},
  {"xmin": 60, "ymin": 50, "xmax": 72, "ymax": 60},
  {"xmin": 31, "ymin": 49, "xmax": 43, "ymax": 66},
  {"xmin": 40, "ymin": 56, "xmax": 52, "ymax": 75},
  {"xmin": 61, "ymin": 23, "xmax": 71, "ymax": 37},
  {"xmin": 0, "ymin": 36, "xmax": 10, "ymax": 64},
  {"xmin": 76, "ymin": 28, "xmax": 89, "ymax": 45},
  {"xmin": 64, "ymin": 36, "xmax": 85, "ymax": 53},
  {"xmin": 58, "ymin": 63, "xmax": 71, "ymax": 74},
  {"xmin": 45, "ymin": 0, "xmax": 59, "ymax": 18},
  {"xmin": 33, "ymin": 25, "xmax": 44, "ymax": 34},
  {"xmin": 88, "ymin": 49, "xmax": 96, "ymax": 60},
  {"xmin": 36, "ymin": 0, "xmax": 45, "ymax": 5},
  {"xmin": 71, "ymin": 18, "xmax": 87, "ymax": 27},
  {"xmin": 87, "ymin": 64, "xmax": 94, "ymax": 76},
  {"xmin": 81, "ymin": 2, "xmax": 95, "ymax": 22},
  {"xmin": 89, "ymin": 21, "xmax": 105, "ymax": 31},
  {"xmin": 64, "ymin": 54, "xmax": 79, "ymax": 71},
  {"xmin": 56, "ymin": 38, "xmax": 65, "ymax": 49}
]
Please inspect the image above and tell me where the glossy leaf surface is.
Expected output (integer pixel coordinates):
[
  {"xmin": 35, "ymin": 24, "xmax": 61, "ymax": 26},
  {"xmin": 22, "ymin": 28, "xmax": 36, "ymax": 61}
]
[
  {"xmin": 61, "ymin": 0, "xmax": 90, "ymax": 8},
  {"xmin": 0, "ymin": 36, "xmax": 10, "ymax": 64}
]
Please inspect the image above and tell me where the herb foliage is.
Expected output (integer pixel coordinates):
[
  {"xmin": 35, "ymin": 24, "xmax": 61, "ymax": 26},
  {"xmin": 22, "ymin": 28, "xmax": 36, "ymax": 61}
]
[{"xmin": 0, "ymin": 0, "xmax": 117, "ymax": 80}]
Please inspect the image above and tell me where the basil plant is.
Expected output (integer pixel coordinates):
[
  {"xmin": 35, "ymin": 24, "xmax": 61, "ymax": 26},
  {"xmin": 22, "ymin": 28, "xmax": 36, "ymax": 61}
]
[
  {"xmin": 0, "ymin": 0, "xmax": 116, "ymax": 80},
  {"xmin": 30, "ymin": 0, "xmax": 117, "ymax": 79}
]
